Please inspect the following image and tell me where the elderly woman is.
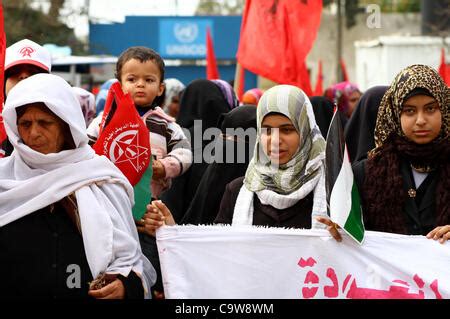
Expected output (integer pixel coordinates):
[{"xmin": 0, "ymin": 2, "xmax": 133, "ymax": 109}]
[{"xmin": 0, "ymin": 73, "xmax": 156, "ymax": 299}]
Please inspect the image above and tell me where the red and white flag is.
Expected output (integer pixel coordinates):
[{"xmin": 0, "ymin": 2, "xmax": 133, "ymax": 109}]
[
  {"xmin": 93, "ymin": 82, "xmax": 152, "ymax": 219},
  {"xmin": 93, "ymin": 82, "xmax": 151, "ymax": 186}
]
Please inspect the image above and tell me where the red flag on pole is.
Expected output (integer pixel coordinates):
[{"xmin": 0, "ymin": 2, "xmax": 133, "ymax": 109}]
[
  {"xmin": 206, "ymin": 27, "xmax": 220, "ymax": 80},
  {"xmin": 438, "ymin": 48, "xmax": 450, "ymax": 86},
  {"xmin": 234, "ymin": 62, "xmax": 245, "ymax": 101},
  {"xmin": 299, "ymin": 60, "xmax": 313, "ymax": 96},
  {"xmin": 93, "ymin": 82, "xmax": 151, "ymax": 186},
  {"xmin": 340, "ymin": 58, "xmax": 349, "ymax": 82},
  {"xmin": 237, "ymin": 0, "xmax": 322, "ymax": 93},
  {"xmin": 0, "ymin": 2, "xmax": 7, "ymax": 152},
  {"xmin": 313, "ymin": 60, "xmax": 324, "ymax": 96}
]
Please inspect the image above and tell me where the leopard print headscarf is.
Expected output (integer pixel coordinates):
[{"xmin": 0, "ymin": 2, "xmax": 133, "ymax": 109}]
[
  {"xmin": 364, "ymin": 65, "xmax": 450, "ymax": 234},
  {"xmin": 374, "ymin": 64, "xmax": 449, "ymax": 148}
]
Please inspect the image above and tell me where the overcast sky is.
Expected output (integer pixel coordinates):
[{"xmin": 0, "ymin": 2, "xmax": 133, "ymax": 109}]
[{"xmin": 60, "ymin": 0, "xmax": 200, "ymax": 38}]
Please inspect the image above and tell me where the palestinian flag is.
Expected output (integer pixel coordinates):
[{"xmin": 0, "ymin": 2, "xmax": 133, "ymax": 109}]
[
  {"xmin": 325, "ymin": 109, "xmax": 365, "ymax": 244},
  {"xmin": 93, "ymin": 82, "xmax": 152, "ymax": 220}
]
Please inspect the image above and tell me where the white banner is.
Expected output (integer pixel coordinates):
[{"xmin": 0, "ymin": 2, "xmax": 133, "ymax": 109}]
[{"xmin": 156, "ymin": 225, "xmax": 450, "ymax": 299}]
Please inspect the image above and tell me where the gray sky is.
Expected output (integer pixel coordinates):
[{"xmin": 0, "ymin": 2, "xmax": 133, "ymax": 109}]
[{"xmin": 58, "ymin": 0, "xmax": 200, "ymax": 39}]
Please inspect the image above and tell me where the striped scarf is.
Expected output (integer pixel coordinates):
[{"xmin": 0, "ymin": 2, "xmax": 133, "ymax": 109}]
[{"xmin": 233, "ymin": 85, "xmax": 327, "ymax": 227}]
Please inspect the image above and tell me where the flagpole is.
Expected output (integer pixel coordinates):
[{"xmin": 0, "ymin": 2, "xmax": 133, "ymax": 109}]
[
  {"xmin": 0, "ymin": 1, "xmax": 7, "ymax": 147},
  {"xmin": 336, "ymin": 0, "xmax": 343, "ymax": 83}
]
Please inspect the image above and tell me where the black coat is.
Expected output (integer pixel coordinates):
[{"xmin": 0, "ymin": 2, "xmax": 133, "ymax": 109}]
[
  {"xmin": 0, "ymin": 201, "xmax": 143, "ymax": 299},
  {"xmin": 352, "ymin": 159, "xmax": 437, "ymax": 235},
  {"xmin": 214, "ymin": 177, "xmax": 313, "ymax": 229}
]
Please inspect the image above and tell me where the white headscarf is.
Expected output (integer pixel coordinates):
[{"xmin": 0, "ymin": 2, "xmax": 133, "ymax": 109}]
[
  {"xmin": 72, "ymin": 86, "xmax": 96, "ymax": 127},
  {"xmin": 162, "ymin": 78, "xmax": 185, "ymax": 112},
  {"xmin": 0, "ymin": 73, "xmax": 156, "ymax": 297}
]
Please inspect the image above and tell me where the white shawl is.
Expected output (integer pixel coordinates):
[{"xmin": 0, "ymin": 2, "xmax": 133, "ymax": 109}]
[{"xmin": 0, "ymin": 73, "xmax": 156, "ymax": 297}]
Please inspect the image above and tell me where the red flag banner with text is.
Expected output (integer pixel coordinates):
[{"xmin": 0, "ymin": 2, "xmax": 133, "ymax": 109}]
[
  {"xmin": 237, "ymin": 0, "xmax": 322, "ymax": 94},
  {"xmin": 0, "ymin": 3, "xmax": 7, "ymax": 149},
  {"xmin": 93, "ymin": 82, "xmax": 151, "ymax": 186}
]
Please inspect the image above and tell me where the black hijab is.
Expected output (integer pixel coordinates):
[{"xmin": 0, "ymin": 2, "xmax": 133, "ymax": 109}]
[
  {"xmin": 181, "ymin": 105, "xmax": 257, "ymax": 225},
  {"xmin": 176, "ymin": 79, "xmax": 232, "ymax": 132},
  {"xmin": 160, "ymin": 79, "xmax": 231, "ymax": 222},
  {"xmin": 310, "ymin": 96, "xmax": 334, "ymax": 139},
  {"xmin": 344, "ymin": 86, "xmax": 388, "ymax": 163}
]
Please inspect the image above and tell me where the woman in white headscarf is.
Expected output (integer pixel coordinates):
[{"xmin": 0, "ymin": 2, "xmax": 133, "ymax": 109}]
[
  {"xmin": 0, "ymin": 73, "xmax": 156, "ymax": 299},
  {"xmin": 161, "ymin": 78, "xmax": 185, "ymax": 118},
  {"xmin": 72, "ymin": 86, "xmax": 96, "ymax": 127}
]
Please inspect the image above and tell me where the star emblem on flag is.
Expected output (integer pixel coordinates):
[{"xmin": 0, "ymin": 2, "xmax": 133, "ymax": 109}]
[{"xmin": 111, "ymin": 129, "xmax": 149, "ymax": 173}]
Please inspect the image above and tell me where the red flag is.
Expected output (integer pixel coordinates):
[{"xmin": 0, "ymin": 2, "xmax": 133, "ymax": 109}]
[
  {"xmin": 313, "ymin": 60, "xmax": 323, "ymax": 96},
  {"xmin": 299, "ymin": 60, "xmax": 313, "ymax": 96},
  {"xmin": 340, "ymin": 58, "xmax": 349, "ymax": 82},
  {"xmin": 234, "ymin": 63, "xmax": 246, "ymax": 101},
  {"xmin": 0, "ymin": 3, "xmax": 7, "ymax": 150},
  {"xmin": 237, "ymin": 0, "xmax": 322, "ymax": 93},
  {"xmin": 438, "ymin": 48, "xmax": 450, "ymax": 86},
  {"xmin": 206, "ymin": 27, "xmax": 220, "ymax": 80},
  {"xmin": 93, "ymin": 82, "xmax": 151, "ymax": 186}
]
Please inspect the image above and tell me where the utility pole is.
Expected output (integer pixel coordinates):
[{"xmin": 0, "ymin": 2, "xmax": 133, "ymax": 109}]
[
  {"xmin": 421, "ymin": 0, "xmax": 450, "ymax": 37},
  {"xmin": 85, "ymin": 0, "xmax": 90, "ymax": 52},
  {"xmin": 336, "ymin": 0, "xmax": 343, "ymax": 83}
]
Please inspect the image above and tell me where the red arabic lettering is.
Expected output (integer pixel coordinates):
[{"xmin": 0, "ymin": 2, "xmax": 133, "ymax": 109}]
[
  {"xmin": 324, "ymin": 268, "xmax": 339, "ymax": 298},
  {"xmin": 298, "ymin": 256, "xmax": 443, "ymax": 299}
]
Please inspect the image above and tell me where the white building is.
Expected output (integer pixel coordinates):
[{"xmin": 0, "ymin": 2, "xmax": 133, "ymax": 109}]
[{"xmin": 355, "ymin": 36, "xmax": 450, "ymax": 91}]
